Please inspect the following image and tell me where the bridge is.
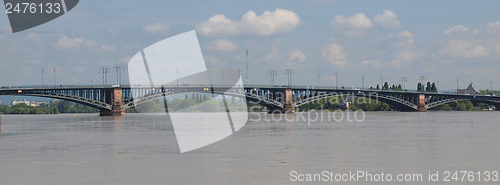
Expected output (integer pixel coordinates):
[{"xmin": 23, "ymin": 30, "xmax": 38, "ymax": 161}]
[{"xmin": 1, "ymin": 85, "xmax": 499, "ymax": 116}]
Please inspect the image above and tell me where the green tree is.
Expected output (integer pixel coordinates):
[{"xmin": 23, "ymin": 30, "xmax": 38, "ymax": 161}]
[
  {"xmin": 456, "ymin": 102, "xmax": 467, "ymax": 111},
  {"xmin": 426, "ymin": 82, "xmax": 431, "ymax": 92},
  {"xmin": 351, "ymin": 97, "xmax": 390, "ymax": 111},
  {"xmin": 431, "ymin": 82, "xmax": 437, "ymax": 92},
  {"xmin": 417, "ymin": 83, "xmax": 424, "ymax": 91},
  {"xmin": 437, "ymin": 104, "xmax": 452, "ymax": 111},
  {"xmin": 464, "ymin": 101, "xmax": 474, "ymax": 110}
]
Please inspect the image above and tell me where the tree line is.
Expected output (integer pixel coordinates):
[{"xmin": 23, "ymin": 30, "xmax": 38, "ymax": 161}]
[
  {"xmin": 298, "ymin": 96, "xmax": 493, "ymax": 111},
  {"xmin": 0, "ymin": 101, "xmax": 98, "ymax": 114},
  {"xmin": 369, "ymin": 82, "xmax": 404, "ymax": 91},
  {"xmin": 417, "ymin": 81, "xmax": 437, "ymax": 92}
]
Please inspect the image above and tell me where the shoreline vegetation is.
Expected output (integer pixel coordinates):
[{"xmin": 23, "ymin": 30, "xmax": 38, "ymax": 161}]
[
  {"xmin": 0, "ymin": 96, "xmax": 495, "ymax": 115},
  {"xmin": 297, "ymin": 97, "xmax": 492, "ymax": 112},
  {"xmin": 0, "ymin": 101, "xmax": 98, "ymax": 115}
]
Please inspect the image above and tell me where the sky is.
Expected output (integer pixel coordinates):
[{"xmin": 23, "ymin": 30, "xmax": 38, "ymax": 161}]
[{"xmin": 0, "ymin": 0, "xmax": 500, "ymax": 91}]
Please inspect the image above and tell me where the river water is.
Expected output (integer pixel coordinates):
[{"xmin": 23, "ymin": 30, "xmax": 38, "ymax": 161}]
[{"xmin": 0, "ymin": 112, "xmax": 499, "ymax": 185}]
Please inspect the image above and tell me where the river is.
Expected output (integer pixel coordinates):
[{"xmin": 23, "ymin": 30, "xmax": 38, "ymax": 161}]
[{"xmin": 0, "ymin": 112, "xmax": 499, "ymax": 185}]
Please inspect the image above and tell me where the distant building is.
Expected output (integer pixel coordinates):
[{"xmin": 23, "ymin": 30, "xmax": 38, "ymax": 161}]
[
  {"xmin": 340, "ymin": 95, "xmax": 356, "ymax": 110},
  {"xmin": 457, "ymin": 83, "xmax": 477, "ymax": 94},
  {"xmin": 30, "ymin": 101, "xmax": 46, "ymax": 107},
  {"xmin": 10, "ymin": 100, "xmax": 46, "ymax": 107},
  {"xmin": 11, "ymin": 100, "xmax": 30, "ymax": 106}
]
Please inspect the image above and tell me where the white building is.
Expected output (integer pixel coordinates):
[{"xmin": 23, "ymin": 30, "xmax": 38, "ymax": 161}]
[
  {"xmin": 11, "ymin": 100, "xmax": 30, "ymax": 106},
  {"xmin": 30, "ymin": 101, "xmax": 46, "ymax": 107}
]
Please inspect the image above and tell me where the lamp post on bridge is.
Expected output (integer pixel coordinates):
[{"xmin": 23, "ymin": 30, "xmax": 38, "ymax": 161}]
[
  {"xmin": 113, "ymin": 66, "xmax": 121, "ymax": 85},
  {"xmin": 53, "ymin": 67, "xmax": 56, "ymax": 89},
  {"xmin": 491, "ymin": 81, "xmax": 494, "ymax": 95},
  {"xmin": 317, "ymin": 72, "xmax": 320, "ymax": 87},
  {"xmin": 362, "ymin": 74, "xmax": 365, "ymax": 90},
  {"xmin": 99, "ymin": 67, "xmax": 110, "ymax": 86},
  {"xmin": 285, "ymin": 69, "xmax": 294, "ymax": 88},
  {"xmin": 436, "ymin": 80, "xmax": 440, "ymax": 93},
  {"xmin": 401, "ymin": 76, "xmax": 407, "ymax": 90},
  {"xmin": 268, "ymin": 70, "xmax": 277, "ymax": 87},
  {"xmin": 336, "ymin": 71, "xmax": 338, "ymax": 90},
  {"xmin": 380, "ymin": 75, "xmax": 383, "ymax": 90},
  {"xmin": 41, "ymin": 69, "xmax": 44, "ymax": 87}
]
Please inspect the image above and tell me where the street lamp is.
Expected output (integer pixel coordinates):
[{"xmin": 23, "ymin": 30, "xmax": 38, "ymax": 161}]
[
  {"xmin": 268, "ymin": 70, "xmax": 277, "ymax": 87},
  {"xmin": 41, "ymin": 69, "xmax": 44, "ymax": 87},
  {"xmin": 336, "ymin": 71, "xmax": 339, "ymax": 90},
  {"xmin": 401, "ymin": 76, "xmax": 407, "ymax": 90},
  {"xmin": 490, "ymin": 81, "xmax": 493, "ymax": 95},
  {"xmin": 362, "ymin": 74, "xmax": 365, "ymax": 89},
  {"xmin": 285, "ymin": 69, "xmax": 294, "ymax": 88},
  {"xmin": 113, "ymin": 65, "xmax": 121, "ymax": 85},
  {"xmin": 317, "ymin": 72, "xmax": 320, "ymax": 87},
  {"xmin": 53, "ymin": 67, "xmax": 56, "ymax": 89}
]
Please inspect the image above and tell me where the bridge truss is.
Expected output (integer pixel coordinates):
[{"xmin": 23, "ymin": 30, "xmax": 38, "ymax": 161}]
[{"xmin": 1, "ymin": 86, "xmax": 499, "ymax": 115}]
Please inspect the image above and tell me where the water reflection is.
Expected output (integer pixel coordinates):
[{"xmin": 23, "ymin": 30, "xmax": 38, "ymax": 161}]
[
  {"xmin": 112, "ymin": 116, "xmax": 124, "ymax": 156},
  {"xmin": 113, "ymin": 116, "xmax": 123, "ymax": 132},
  {"xmin": 0, "ymin": 116, "xmax": 2, "ymax": 139}
]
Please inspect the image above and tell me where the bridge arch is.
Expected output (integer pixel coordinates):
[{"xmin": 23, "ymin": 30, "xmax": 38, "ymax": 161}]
[
  {"xmin": 426, "ymin": 97, "xmax": 500, "ymax": 110},
  {"xmin": 294, "ymin": 91, "xmax": 419, "ymax": 111},
  {"xmin": 0, "ymin": 91, "xmax": 111, "ymax": 110},
  {"xmin": 123, "ymin": 89, "xmax": 284, "ymax": 111}
]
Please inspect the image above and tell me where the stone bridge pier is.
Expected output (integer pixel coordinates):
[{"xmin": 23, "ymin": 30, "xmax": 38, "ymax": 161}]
[
  {"xmin": 100, "ymin": 88, "xmax": 125, "ymax": 116},
  {"xmin": 267, "ymin": 89, "xmax": 295, "ymax": 113},
  {"xmin": 282, "ymin": 89, "xmax": 295, "ymax": 113},
  {"xmin": 418, "ymin": 94, "xmax": 427, "ymax": 112}
]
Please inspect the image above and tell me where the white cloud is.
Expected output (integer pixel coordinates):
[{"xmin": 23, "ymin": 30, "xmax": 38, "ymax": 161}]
[
  {"xmin": 56, "ymin": 35, "xmax": 97, "ymax": 49},
  {"xmin": 495, "ymin": 45, "xmax": 500, "ymax": 55},
  {"xmin": 197, "ymin": 9, "xmax": 301, "ymax": 36},
  {"xmin": 98, "ymin": 45, "xmax": 115, "ymax": 52},
  {"xmin": 120, "ymin": 56, "xmax": 132, "ymax": 64},
  {"xmin": 374, "ymin": 10, "xmax": 401, "ymax": 28},
  {"xmin": 144, "ymin": 23, "xmax": 169, "ymax": 34},
  {"xmin": 204, "ymin": 55, "xmax": 224, "ymax": 65},
  {"xmin": 265, "ymin": 48, "xmax": 280, "ymax": 61},
  {"xmin": 488, "ymin": 21, "xmax": 500, "ymax": 29},
  {"xmin": 322, "ymin": 43, "xmax": 347, "ymax": 66},
  {"xmin": 391, "ymin": 30, "xmax": 414, "ymax": 44},
  {"xmin": 56, "ymin": 35, "xmax": 83, "ymax": 49},
  {"xmin": 24, "ymin": 32, "xmax": 41, "ymax": 43},
  {"xmin": 289, "ymin": 49, "xmax": 307, "ymax": 62},
  {"xmin": 208, "ymin": 39, "xmax": 238, "ymax": 52},
  {"xmin": 361, "ymin": 60, "xmax": 384, "ymax": 68},
  {"xmin": 333, "ymin": 13, "xmax": 373, "ymax": 29},
  {"xmin": 84, "ymin": 40, "xmax": 97, "ymax": 47},
  {"xmin": 444, "ymin": 25, "xmax": 469, "ymax": 35},
  {"xmin": 440, "ymin": 40, "xmax": 491, "ymax": 58},
  {"xmin": 391, "ymin": 50, "xmax": 419, "ymax": 67},
  {"xmin": 362, "ymin": 50, "xmax": 420, "ymax": 69}
]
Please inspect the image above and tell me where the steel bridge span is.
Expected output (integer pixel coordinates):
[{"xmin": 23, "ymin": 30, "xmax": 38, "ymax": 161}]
[{"xmin": 1, "ymin": 85, "xmax": 499, "ymax": 116}]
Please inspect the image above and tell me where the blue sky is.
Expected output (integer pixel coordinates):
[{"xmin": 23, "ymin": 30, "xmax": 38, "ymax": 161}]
[{"xmin": 1, "ymin": 0, "xmax": 499, "ymax": 90}]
